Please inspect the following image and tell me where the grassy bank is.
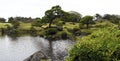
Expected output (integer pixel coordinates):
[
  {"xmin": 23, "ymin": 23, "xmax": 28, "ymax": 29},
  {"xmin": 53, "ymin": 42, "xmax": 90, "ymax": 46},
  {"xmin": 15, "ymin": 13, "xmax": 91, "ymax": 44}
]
[{"xmin": 0, "ymin": 20, "xmax": 118, "ymax": 41}]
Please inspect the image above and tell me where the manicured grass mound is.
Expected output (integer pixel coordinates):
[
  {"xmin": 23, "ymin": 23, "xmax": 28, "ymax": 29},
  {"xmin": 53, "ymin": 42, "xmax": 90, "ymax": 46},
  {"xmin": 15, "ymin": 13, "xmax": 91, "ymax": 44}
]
[
  {"xmin": 66, "ymin": 27, "xmax": 120, "ymax": 61},
  {"xmin": 18, "ymin": 22, "xmax": 32, "ymax": 30},
  {"xmin": 0, "ymin": 23, "xmax": 12, "ymax": 28}
]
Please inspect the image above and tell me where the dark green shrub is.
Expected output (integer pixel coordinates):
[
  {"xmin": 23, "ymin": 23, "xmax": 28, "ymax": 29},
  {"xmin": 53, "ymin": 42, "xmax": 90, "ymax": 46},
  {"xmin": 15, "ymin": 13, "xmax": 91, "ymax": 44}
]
[
  {"xmin": 30, "ymin": 26, "xmax": 37, "ymax": 36},
  {"xmin": 72, "ymin": 27, "xmax": 81, "ymax": 36},
  {"xmin": 73, "ymin": 27, "xmax": 80, "ymax": 32},
  {"xmin": 56, "ymin": 26, "xmax": 63, "ymax": 31},
  {"xmin": 46, "ymin": 28, "xmax": 58, "ymax": 35},
  {"xmin": 61, "ymin": 31, "xmax": 68, "ymax": 39},
  {"xmin": 66, "ymin": 28, "xmax": 120, "ymax": 61},
  {"xmin": 11, "ymin": 20, "xmax": 20, "ymax": 29},
  {"xmin": 67, "ymin": 27, "xmax": 81, "ymax": 36},
  {"xmin": 55, "ymin": 21, "xmax": 64, "ymax": 26},
  {"xmin": 62, "ymin": 21, "xmax": 66, "ymax": 24}
]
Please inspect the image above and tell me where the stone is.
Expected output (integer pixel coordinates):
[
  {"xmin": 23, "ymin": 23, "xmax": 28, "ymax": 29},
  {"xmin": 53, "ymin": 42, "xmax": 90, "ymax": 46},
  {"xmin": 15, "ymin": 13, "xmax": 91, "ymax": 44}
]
[{"xmin": 24, "ymin": 51, "xmax": 49, "ymax": 61}]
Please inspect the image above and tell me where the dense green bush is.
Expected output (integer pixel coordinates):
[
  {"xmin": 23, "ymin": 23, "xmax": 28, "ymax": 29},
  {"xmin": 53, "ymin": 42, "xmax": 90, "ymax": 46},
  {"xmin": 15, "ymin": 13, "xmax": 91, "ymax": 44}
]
[
  {"xmin": 67, "ymin": 27, "xmax": 81, "ymax": 36},
  {"xmin": 46, "ymin": 28, "xmax": 58, "ymax": 35},
  {"xmin": 10, "ymin": 20, "xmax": 20, "ymax": 29},
  {"xmin": 66, "ymin": 28, "xmax": 120, "ymax": 61},
  {"xmin": 61, "ymin": 31, "xmax": 68, "ymax": 39},
  {"xmin": 30, "ymin": 26, "xmax": 37, "ymax": 36}
]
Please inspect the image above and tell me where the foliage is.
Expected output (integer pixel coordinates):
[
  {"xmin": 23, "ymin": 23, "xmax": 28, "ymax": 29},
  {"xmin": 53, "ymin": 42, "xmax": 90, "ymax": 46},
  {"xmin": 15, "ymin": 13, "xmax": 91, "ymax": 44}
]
[
  {"xmin": 66, "ymin": 28, "xmax": 120, "ymax": 61},
  {"xmin": 53, "ymin": 18, "xmax": 64, "ymax": 26},
  {"xmin": 72, "ymin": 27, "xmax": 81, "ymax": 36},
  {"xmin": 43, "ymin": 5, "xmax": 82, "ymax": 28},
  {"xmin": 8, "ymin": 17, "xmax": 34, "ymax": 23},
  {"xmin": 0, "ymin": 23, "xmax": 12, "ymax": 28},
  {"xmin": 32, "ymin": 18, "xmax": 43, "ymax": 27},
  {"xmin": 94, "ymin": 13, "xmax": 102, "ymax": 21},
  {"xmin": 68, "ymin": 11, "xmax": 82, "ymax": 22},
  {"xmin": 61, "ymin": 11, "xmax": 81, "ymax": 22},
  {"xmin": 103, "ymin": 14, "xmax": 120, "ymax": 24},
  {"xmin": 11, "ymin": 20, "xmax": 20, "ymax": 29},
  {"xmin": 94, "ymin": 20, "xmax": 116, "ymax": 28},
  {"xmin": 44, "ymin": 5, "xmax": 64, "ymax": 27},
  {"xmin": 63, "ymin": 22, "xmax": 79, "ymax": 29},
  {"xmin": 0, "ymin": 18, "xmax": 6, "ymax": 23},
  {"xmin": 45, "ymin": 28, "xmax": 58, "ymax": 35},
  {"xmin": 67, "ymin": 27, "xmax": 81, "ymax": 36},
  {"xmin": 80, "ymin": 16, "xmax": 94, "ymax": 29}
]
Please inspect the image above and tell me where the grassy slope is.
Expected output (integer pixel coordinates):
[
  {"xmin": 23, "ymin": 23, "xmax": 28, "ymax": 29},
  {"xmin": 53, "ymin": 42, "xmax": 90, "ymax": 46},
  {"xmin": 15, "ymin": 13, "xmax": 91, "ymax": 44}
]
[
  {"xmin": 63, "ymin": 22, "xmax": 79, "ymax": 29},
  {"xmin": 18, "ymin": 22, "xmax": 32, "ymax": 30},
  {"xmin": 0, "ymin": 23, "xmax": 12, "ymax": 36},
  {"xmin": 0, "ymin": 23, "xmax": 12, "ymax": 28}
]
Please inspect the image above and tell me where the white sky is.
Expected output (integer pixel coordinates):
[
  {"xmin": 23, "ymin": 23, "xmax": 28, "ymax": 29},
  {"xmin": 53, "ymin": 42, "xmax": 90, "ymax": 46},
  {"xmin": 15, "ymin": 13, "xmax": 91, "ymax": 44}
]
[{"xmin": 0, "ymin": 0, "xmax": 120, "ymax": 19}]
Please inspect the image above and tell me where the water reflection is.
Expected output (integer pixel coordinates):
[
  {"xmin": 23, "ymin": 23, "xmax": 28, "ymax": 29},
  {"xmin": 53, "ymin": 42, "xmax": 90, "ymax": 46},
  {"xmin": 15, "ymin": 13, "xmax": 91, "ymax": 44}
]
[{"xmin": 0, "ymin": 35, "xmax": 74, "ymax": 61}]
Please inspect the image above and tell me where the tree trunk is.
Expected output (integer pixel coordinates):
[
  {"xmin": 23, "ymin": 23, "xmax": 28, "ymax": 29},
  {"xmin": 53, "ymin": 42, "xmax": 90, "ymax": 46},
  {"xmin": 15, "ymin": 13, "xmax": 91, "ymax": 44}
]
[
  {"xmin": 49, "ymin": 20, "xmax": 53, "ymax": 28},
  {"xmin": 49, "ymin": 41, "xmax": 54, "ymax": 61}
]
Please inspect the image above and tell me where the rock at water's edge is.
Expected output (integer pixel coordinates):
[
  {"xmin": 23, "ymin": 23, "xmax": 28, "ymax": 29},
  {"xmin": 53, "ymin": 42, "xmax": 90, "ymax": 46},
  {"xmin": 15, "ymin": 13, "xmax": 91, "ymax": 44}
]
[{"xmin": 23, "ymin": 51, "xmax": 49, "ymax": 61}]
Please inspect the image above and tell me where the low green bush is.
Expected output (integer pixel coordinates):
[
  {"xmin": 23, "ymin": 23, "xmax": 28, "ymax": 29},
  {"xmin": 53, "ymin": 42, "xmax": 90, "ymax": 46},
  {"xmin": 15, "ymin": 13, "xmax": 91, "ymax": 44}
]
[
  {"xmin": 66, "ymin": 28, "xmax": 120, "ymax": 61},
  {"xmin": 45, "ymin": 28, "xmax": 58, "ymax": 35},
  {"xmin": 73, "ymin": 27, "xmax": 81, "ymax": 36},
  {"xmin": 67, "ymin": 27, "xmax": 81, "ymax": 36}
]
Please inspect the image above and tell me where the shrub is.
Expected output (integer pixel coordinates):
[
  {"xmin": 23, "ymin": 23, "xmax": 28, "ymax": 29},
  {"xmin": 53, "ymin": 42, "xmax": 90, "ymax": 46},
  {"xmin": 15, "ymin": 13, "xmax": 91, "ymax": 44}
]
[
  {"xmin": 11, "ymin": 20, "xmax": 20, "ymax": 29},
  {"xmin": 30, "ymin": 26, "xmax": 37, "ymax": 36},
  {"xmin": 55, "ymin": 21, "xmax": 64, "ymax": 26},
  {"xmin": 46, "ymin": 28, "xmax": 58, "ymax": 35},
  {"xmin": 61, "ymin": 31, "xmax": 68, "ymax": 39},
  {"xmin": 67, "ymin": 27, "xmax": 81, "ymax": 36},
  {"xmin": 56, "ymin": 26, "xmax": 63, "ymax": 31},
  {"xmin": 79, "ymin": 23, "xmax": 85, "ymax": 29},
  {"xmin": 66, "ymin": 28, "xmax": 120, "ymax": 61},
  {"xmin": 73, "ymin": 27, "xmax": 80, "ymax": 32}
]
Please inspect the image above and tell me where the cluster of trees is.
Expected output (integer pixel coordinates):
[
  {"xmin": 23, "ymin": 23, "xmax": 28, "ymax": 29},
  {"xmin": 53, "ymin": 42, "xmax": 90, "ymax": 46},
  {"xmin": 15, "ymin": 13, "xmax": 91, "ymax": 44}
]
[
  {"xmin": 8, "ymin": 17, "xmax": 34, "ymax": 23},
  {"xmin": 0, "ymin": 17, "xmax": 35, "ymax": 23},
  {"xmin": 40, "ymin": 5, "xmax": 82, "ymax": 28},
  {"xmin": 40, "ymin": 5, "xmax": 120, "ymax": 29},
  {"xmin": 103, "ymin": 14, "xmax": 120, "ymax": 24},
  {"xmin": 94, "ymin": 14, "xmax": 120, "ymax": 24}
]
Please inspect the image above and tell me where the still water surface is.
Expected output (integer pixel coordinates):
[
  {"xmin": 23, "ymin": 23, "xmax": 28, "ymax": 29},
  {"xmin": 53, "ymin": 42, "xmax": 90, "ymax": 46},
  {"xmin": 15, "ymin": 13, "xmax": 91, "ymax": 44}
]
[{"xmin": 0, "ymin": 35, "xmax": 74, "ymax": 61}]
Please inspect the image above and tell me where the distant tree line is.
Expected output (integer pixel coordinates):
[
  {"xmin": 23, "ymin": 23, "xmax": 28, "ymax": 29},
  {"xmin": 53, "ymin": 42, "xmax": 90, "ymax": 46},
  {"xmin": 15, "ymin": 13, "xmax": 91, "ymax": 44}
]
[
  {"xmin": 95, "ymin": 13, "xmax": 120, "ymax": 24},
  {"xmin": 8, "ymin": 17, "xmax": 35, "ymax": 23}
]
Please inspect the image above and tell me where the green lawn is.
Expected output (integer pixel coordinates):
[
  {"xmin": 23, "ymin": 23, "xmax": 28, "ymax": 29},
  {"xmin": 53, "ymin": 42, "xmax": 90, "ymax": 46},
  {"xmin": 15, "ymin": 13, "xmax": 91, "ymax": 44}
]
[
  {"xmin": 63, "ymin": 22, "xmax": 79, "ymax": 29},
  {"xmin": 18, "ymin": 22, "xmax": 32, "ymax": 30},
  {"xmin": 0, "ymin": 23, "xmax": 12, "ymax": 36},
  {"xmin": 0, "ymin": 23, "xmax": 12, "ymax": 28}
]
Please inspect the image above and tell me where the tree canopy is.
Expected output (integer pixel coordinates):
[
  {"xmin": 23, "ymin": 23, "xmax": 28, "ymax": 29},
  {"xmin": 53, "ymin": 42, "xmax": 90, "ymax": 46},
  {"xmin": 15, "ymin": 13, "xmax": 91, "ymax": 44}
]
[
  {"xmin": 80, "ymin": 16, "xmax": 94, "ymax": 28},
  {"xmin": 44, "ymin": 5, "xmax": 64, "ymax": 27},
  {"xmin": 0, "ymin": 18, "xmax": 6, "ymax": 23}
]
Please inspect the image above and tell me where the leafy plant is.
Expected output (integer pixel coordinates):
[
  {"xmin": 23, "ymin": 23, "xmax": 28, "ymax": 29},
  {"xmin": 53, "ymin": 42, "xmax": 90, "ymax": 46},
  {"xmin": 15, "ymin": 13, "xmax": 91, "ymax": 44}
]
[{"xmin": 66, "ymin": 27, "xmax": 120, "ymax": 61}]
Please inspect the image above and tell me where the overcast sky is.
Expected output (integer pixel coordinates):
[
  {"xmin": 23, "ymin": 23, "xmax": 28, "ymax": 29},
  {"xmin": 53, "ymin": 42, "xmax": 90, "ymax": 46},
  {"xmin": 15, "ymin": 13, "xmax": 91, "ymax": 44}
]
[{"xmin": 0, "ymin": 0, "xmax": 120, "ymax": 19}]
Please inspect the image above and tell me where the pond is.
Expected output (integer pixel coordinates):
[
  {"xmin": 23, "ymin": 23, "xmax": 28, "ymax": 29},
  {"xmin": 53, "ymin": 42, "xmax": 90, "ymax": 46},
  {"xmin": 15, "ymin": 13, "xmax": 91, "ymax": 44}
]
[{"xmin": 0, "ymin": 35, "xmax": 74, "ymax": 61}]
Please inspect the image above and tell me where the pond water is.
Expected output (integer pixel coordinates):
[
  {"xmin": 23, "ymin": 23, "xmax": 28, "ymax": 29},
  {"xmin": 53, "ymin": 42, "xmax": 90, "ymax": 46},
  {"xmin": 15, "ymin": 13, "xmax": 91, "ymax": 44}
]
[{"xmin": 0, "ymin": 35, "xmax": 74, "ymax": 61}]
